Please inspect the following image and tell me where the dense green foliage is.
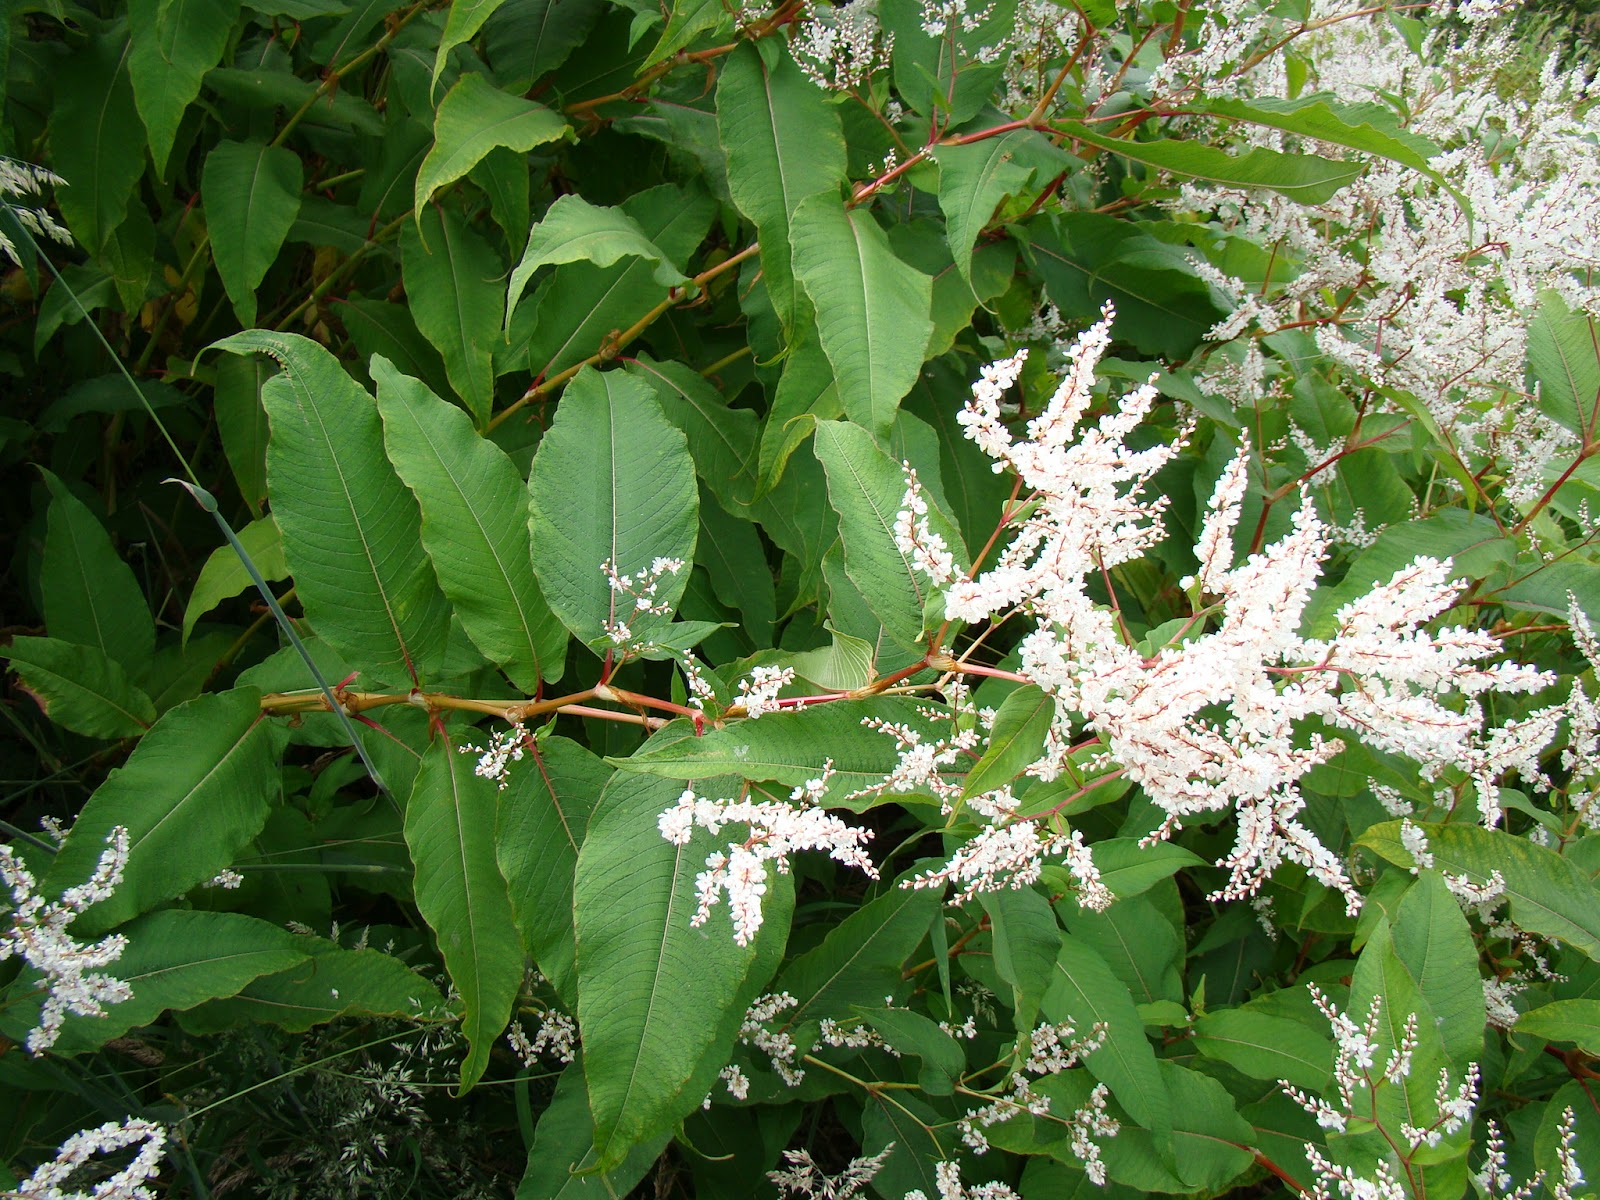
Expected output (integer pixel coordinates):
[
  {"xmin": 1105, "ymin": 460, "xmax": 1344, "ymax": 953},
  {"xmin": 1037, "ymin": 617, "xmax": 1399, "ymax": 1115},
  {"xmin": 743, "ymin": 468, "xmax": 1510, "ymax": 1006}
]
[{"xmin": 2, "ymin": 0, "xmax": 1600, "ymax": 1196}]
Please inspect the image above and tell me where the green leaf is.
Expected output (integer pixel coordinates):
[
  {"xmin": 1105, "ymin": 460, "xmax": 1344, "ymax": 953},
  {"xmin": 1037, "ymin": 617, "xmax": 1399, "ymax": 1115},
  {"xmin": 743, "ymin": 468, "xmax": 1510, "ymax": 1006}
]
[
  {"xmin": 183, "ymin": 515, "xmax": 289, "ymax": 643},
  {"xmin": 3, "ymin": 911, "xmax": 308, "ymax": 1055},
  {"xmin": 203, "ymin": 140, "xmax": 304, "ymax": 326},
  {"xmin": 215, "ymin": 351, "xmax": 274, "ymax": 515},
  {"xmin": 1191, "ymin": 95, "xmax": 1441, "ymax": 174},
  {"xmin": 1043, "ymin": 934, "xmax": 1172, "ymax": 1153},
  {"xmin": 179, "ymin": 937, "xmax": 447, "ymax": 1034},
  {"xmin": 496, "ymin": 736, "xmax": 610, "ymax": 1005},
  {"xmin": 516, "ymin": 1059, "xmax": 671, "ymax": 1200},
  {"xmin": 625, "ymin": 355, "xmax": 760, "ymax": 515},
  {"xmin": 406, "ymin": 736, "xmax": 525, "ymax": 1091},
  {"xmin": 1060, "ymin": 120, "xmax": 1364, "ymax": 203},
  {"xmin": 812, "ymin": 420, "xmax": 962, "ymax": 648},
  {"xmin": 1024, "ymin": 213, "xmax": 1227, "ymax": 360},
  {"xmin": 51, "ymin": 34, "xmax": 147, "ymax": 255},
  {"xmin": 1391, "ymin": 870, "xmax": 1485, "ymax": 1065},
  {"xmin": 525, "ymin": 367, "xmax": 698, "ymax": 645},
  {"xmin": 4, "ymin": 637, "xmax": 157, "ymax": 739},
  {"xmin": 44, "ymin": 688, "xmax": 285, "ymax": 936},
  {"xmin": 717, "ymin": 44, "xmax": 847, "ymax": 331},
  {"xmin": 575, "ymin": 771, "xmax": 792, "ymax": 1171},
  {"xmin": 1090, "ymin": 839, "xmax": 1206, "ymax": 899},
  {"xmin": 1193, "ymin": 1008, "xmax": 1332, "ymax": 1091},
  {"xmin": 861, "ymin": 1005, "xmax": 965, "ymax": 1094},
  {"xmin": 402, "ymin": 207, "xmax": 503, "ymax": 426},
  {"xmin": 415, "ymin": 73, "xmax": 571, "ymax": 213},
  {"xmin": 1517, "ymin": 1000, "xmax": 1600, "ymax": 1053},
  {"xmin": 39, "ymin": 469, "xmax": 154, "ymax": 672},
  {"xmin": 646, "ymin": 0, "xmax": 728, "ymax": 65},
  {"xmin": 756, "ymin": 338, "xmax": 839, "ymax": 499},
  {"xmin": 697, "ymin": 498, "xmax": 777, "ymax": 646},
  {"xmin": 128, "ymin": 0, "xmax": 237, "ymax": 177},
  {"xmin": 790, "ymin": 196, "xmax": 934, "ymax": 435},
  {"xmin": 340, "ymin": 298, "xmax": 454, "ymax": 403},
  {"xmin": 374, "ymin": 358, "xmax": 567, "ymax": 689},
  {"xmin": 1097, "ymin": 1062, "xmax": 1253, "ymax": 1191},
  {"xmin": 432, "ymin": 0, "xmax": 512, "ymax": 93},
  {"xmin": 484, "ymin": 0, "xmax": 604, "ymax": 85},
  {"xmin": 210, "ymin": 331, "xmax": 452, "ymax": 687},
  {"xmin": 982, "ymin": 885, "xmax": 1061, "ymax": 1031},
  {"xmin": 1360, "ymin": 821, "xmax": 1600, "ymax": 961},
  {"xmin": 507, "ymin": 195, "xmax": 686, "ymax": 325},
  {"xmin": 934, "ymin": 133, "xmax": 1036, "ymax": 283},
  {"xmin": 615, "ymin": 698, "xmax": 944, "ymax": 809},
  {"xmin": 963, "ymin": 685, "xmax": 1053, "ymax": 800},
  {"xmin": 1528, "ymin": 288, "xmax": 1600, "ymax": 437}
]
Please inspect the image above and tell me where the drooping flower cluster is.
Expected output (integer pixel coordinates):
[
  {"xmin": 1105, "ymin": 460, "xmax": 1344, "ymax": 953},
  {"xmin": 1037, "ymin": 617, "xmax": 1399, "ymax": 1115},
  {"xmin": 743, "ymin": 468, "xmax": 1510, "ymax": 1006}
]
[
  {"xmin": 506, "ymin": 1008, "xmax": 578, "ymax": 1066},
  {"xmin": 1, "ymin": 826, "xmax": 134, "ymax": 1055},
  {"xmin": 658, "ymin": 763, "xmax": 877, "ymax": 944},
  {"xmin": 791, "ymin": 0, "xmax": 894, "ymax": 90},
  {"xmin": 11, "ymin": 1117, "xmax": 168, "ymax": 1200},
  {"xmin": 0, "ymin": 155, "xmax": 72, "ymax": 267},
  {"xmin": 895, "ymin": 307, "xmax": 1554, "ymax": 913}
]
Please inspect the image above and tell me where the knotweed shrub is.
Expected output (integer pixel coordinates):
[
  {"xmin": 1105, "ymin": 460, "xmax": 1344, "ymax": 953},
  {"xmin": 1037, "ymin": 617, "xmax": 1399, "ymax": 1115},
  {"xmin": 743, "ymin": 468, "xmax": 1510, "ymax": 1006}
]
[{"xmin": 1, "ymin": 0, "xmax": 1598, "ymax": 1195}]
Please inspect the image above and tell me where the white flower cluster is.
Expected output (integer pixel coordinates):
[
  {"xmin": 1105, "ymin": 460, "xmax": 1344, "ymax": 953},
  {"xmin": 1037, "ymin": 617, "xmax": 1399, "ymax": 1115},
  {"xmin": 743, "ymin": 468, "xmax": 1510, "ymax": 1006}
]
[
  {"xmin": 10, "ymin": 1117, "xmax": 168, "ymax": 1200},
  {"xmin": 457, "ymin": 721, "xmax": 531, "ymax": 790},
  {"xmin": 957, "ymin": 1017, "xmax": 1114, "ymax": 1184},
  {"xmin": 737, "ymin": 992, "xmax": 807, "ymax": 1086},
  {"xmin": 791, "ymin": 0, "xmax": 894, "ymax": 90},
  {"xmin": 736, "ymin": 664, "xmax": 797, "ymax": 719},
  {"xmin": 505, "ymin": 1009, "xmax": 577, "ymax": 1066},
  {"xmin": 0, "ymin": 155, "xmax": 72, "ymax": 267},
  {"xmin": 1282, "ymin": 984, "xmax": 1479, "ymax": 1155},
  {"xmin": 767, "ymin": 1144, "xmax": 895, "ymax": 1199},
  {"xmin": 905, "ymin": 1159, "xmax": 1022, "ymax": 1200},
  {"xmin": 1180, "ymin": 7, "xmax": 1600, "ymax": 500},
  {"xmin": 658, "ymin": 764, "xmax": 877, "ymax": 945},
  {"xmin": 2, "ymin": 826, "xmax": 134, "ymax": 1055},
  {"xmin": 600, "ymin": 556, "xmax": 684, "ymax": 647},
  {"xmin": 896, "ymin": 309, "xmax": 1553, "ymax": 913}
]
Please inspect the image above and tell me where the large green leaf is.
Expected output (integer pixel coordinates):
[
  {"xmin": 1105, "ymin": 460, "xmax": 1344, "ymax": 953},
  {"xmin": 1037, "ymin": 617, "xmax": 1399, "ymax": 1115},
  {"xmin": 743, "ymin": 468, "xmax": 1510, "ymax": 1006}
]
[
  {"xmin": 1096, "ymin": 1062, "xmax": 1254, "ymax": 1191},
  {"xmin": 415, "ymin": 73, "xmax": 570, "ymax": 213},
  {"xmin": 483, "ymin": 0, "xmax": 604, "ymax": 85},
  {"xmin": 614, "ymin": 698, "xmax": 946, "ymax": 808},
  {"xmin": 525, "ymin": 367, "xmax": 698, "ymax": 645},
  {"xmin": 812, "ymin": 420, "xmax": 963, "ymax": 648},
  {"xmin": 51, "ymin": 34, "xmax": 146, "ymax": 255},
  {"xmin": 373, "ymin": 359, "xmax": 566, "ymax": 689},
  {"xmin": 625, "ymin": 355, "xmax": 760, "ymax": 515},
  {"xmin": 38, "ymin": 469, "xmax": 154, "ymax": 673},
  {"xmin": 717, "ymin": 44, "xmax": 847, "ymax": 331},
  {"xmin": 982, "ymin": 885, "xmax": 1061, "ymax": 1031},
  {"xmin": 203, "ymin": 140, "xmax": 304, "ymax": 326},
  {"xmin": 402, "ymin": 207, "xmax": 503, "ymax": 426},
  {"xmin": 496, "ymin": 736, "xmax": 610, "ymax": 1005},
  {"xmin": 1360, "ymin": 821, "xmax": 1600, "ymax": 961},
  {"xmin": 645, "ymin": 0, "xmax": 727, "ymax": 65},
  {"xmin": 790, "ymin": 196, "xmax": 934, "ymax": 435},
  {"xmin": 575, "ymin": 771, "xmax": 792, "ymax": 1170},
  {"xmin": 128, "ymin": 0, "xmax": 237, "ymax": 177},
  {"xmin": 1391, "ymin": 870, "xmax": 1485, "ymax": 1066},
  {"xmin": 43, "ymin": 688, "xmax": 285, "ymax": 935},
  {"xmin": 507, "ymin": 194, "xmax": 686, "ymax": 325},
  {"xmin": 179, "ymin": 937, "xmax": 447, "ymax": 1034},
  {"xmin": 214, "ymin": 351, "xmax": 274, "ymax": 515},
  {"xmin": 4, "ymin": 637, "xmax": 156, "ymax": 739},
  {"xmin": 210, "ymin": 331, "xmax": 452, "ymax": 687},
  {"xmin": 1192, "ymin": 95, "xmax": 1440, "ymax": 174},
  {"xmin": 2, "ymin": 910, "xmax": 308, "ymax": 1055},
  {"xmin": 406, "ymin": 737, "xmax": 526, "ymax": 1091},
  {"xmin": 1042, "ymin": 934, "xmax": 1172, "ymax": 1154},
  {"xmin": 774, "ymin": 879, "xmax": 942, "ymax": 1027},
  {"xmin": 516, "ymin": 1059, "xmax": 671, "ymax": 1200},
  {"xmin": 935, "ymin": 133, "xmax": 1037, "ymax": 284},
  {"xmin": 1192, "ymin": 1008, "xmax": 1332, "ymax": 1092},
  {"xmin": 1517, "ymin": 1000, "xmax": 1600, "ymax": 1053},
  {"xmin": 1528, "ymin": 288, "xmax": 1600, "ymax": 437},
  {"xmin": 1060, "ymin": 121, "xmax": 1364, "ymax": 204}
]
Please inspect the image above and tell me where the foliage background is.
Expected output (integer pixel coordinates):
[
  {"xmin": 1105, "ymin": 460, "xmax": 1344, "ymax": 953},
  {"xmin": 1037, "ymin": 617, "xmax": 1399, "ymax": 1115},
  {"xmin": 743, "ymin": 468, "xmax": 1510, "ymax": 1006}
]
[{"xmin": 2, "ymin": 0, "xmax": 1599, "ymax": 1196}]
